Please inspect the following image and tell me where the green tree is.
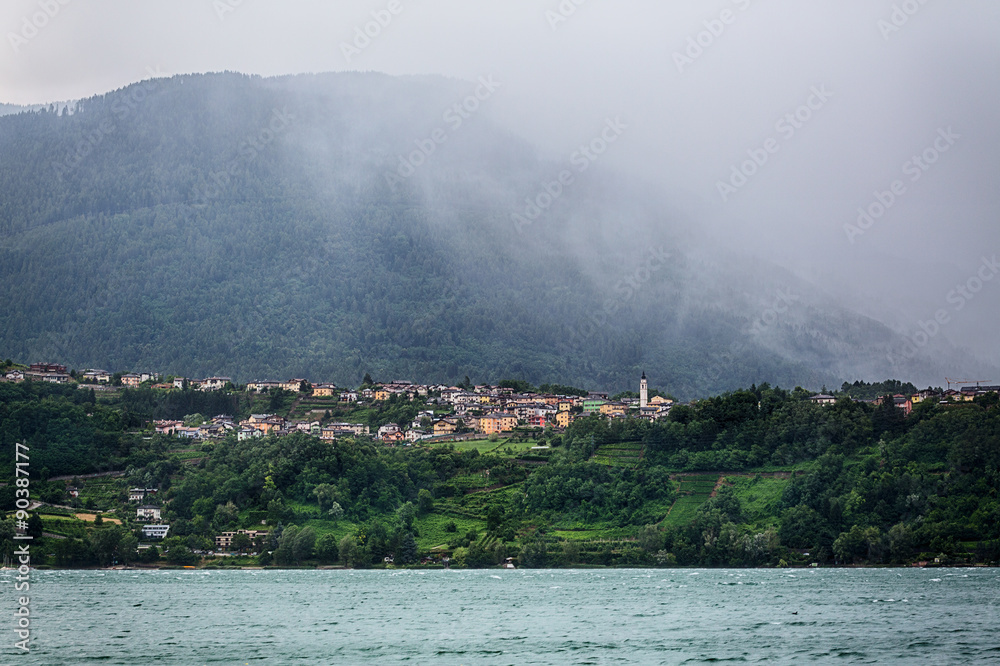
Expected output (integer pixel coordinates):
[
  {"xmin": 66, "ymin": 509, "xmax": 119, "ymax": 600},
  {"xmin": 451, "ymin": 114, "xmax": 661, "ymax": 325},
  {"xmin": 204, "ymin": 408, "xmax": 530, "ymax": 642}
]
[
  {"xmin": 275, "ymin": 525, "xmax": 301, "ymax": 565},
  {"xmin": 417, "ymin": 488, "xmax": 434, "ymax": 515},
  {"xmin": 140, "ymin": 545, "xmax": 160, "ymax": 563},
  {"xmin": 397, "ymin": 532, "xmax": 418, "ymax": 565},
  {"xmin": 313, "ymin": 484, "xmax": 337, "ymax": 512},
  {"xmin": 338, "ymin": 534, "xmax": 360, "ymax": 566},
  {"xmin": 231, "ymin": 532, "xmax": 252, "ymax": 553},
  {"xmin": 292, "ymin": 526, "xmax": 316, "ymax": 564},
  {"xmin": 518, "ymin": 536, "xmax": 549, "ymax": 568},
  {"xmin": 166, "ymin": 545, "xmax": 197, "ymax": 565},
  {"xmin": 315, "ymin": 533, "xmax": 339, "ymax": 562},
  {"xmin": 88, "ymin": 525, "xmax": 122, "ymax": 566},
  {"xmin": 118, "ymin": 534, "xmax": 139, "ymax": 566}
]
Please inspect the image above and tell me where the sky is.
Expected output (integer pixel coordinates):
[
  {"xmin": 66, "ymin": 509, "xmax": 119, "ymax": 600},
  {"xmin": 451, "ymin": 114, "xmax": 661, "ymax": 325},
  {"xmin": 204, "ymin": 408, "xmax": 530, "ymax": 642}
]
[{"xmin": 2, "ymin": 0, "xmax": 999, "ymax": 369}]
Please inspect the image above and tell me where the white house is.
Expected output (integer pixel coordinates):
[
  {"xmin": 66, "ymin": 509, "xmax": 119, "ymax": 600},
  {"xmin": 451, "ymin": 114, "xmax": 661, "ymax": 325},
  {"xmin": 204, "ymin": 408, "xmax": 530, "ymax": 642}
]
[
  {"xmin": 141, "ymin": 524, "xmax": 170, "ymax": 539},
  {"xmin": 136, "ymin": 505, "xmax": 161, "ymax": 521}
]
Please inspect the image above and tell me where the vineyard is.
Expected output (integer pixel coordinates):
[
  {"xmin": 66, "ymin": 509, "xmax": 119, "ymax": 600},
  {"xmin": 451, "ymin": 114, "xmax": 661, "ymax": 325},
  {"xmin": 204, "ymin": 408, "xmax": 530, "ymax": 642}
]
[
  {"xmin": 661, "ymin": 474, "xmax": 720, "ymax": 527},
  {"xmin": 590, "ymin": 441, "xmax": 644, "ymax": 468}
]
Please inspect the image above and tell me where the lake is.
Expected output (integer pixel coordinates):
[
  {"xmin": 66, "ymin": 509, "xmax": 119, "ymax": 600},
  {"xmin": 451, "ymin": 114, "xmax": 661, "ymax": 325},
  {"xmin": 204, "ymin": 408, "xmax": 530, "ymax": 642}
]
[{"xmin": 4, "ymin": 567, "xmax": 999, "ymax": 664}]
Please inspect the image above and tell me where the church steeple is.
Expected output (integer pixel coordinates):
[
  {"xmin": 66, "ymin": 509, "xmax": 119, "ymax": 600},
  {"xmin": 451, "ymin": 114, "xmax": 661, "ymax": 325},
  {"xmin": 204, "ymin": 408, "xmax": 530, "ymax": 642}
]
[{"xmin": 640, "ymin": 371, "xmax": 648, "ymax": 409}]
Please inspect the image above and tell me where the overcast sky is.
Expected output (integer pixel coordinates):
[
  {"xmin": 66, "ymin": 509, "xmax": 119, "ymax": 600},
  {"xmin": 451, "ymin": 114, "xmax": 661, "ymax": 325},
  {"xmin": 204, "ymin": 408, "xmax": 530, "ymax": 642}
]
[{"xmin": 3, "ymin": 0, "xmax": 999, "ymax": 367}]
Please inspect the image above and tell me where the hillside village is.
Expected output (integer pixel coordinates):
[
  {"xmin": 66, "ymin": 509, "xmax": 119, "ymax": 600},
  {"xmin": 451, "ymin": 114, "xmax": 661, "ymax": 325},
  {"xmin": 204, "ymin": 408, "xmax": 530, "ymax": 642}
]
[
  {"xmin": 3, "ymin": 363, "xmax": 678, "ymax": 444},
  {"xmin": 4, "ymin": 359, "xmax": 999, "ymax": 566},
  {"xmin": 6, "ymin": 362, "xmax": 998, "ymax": 446}
]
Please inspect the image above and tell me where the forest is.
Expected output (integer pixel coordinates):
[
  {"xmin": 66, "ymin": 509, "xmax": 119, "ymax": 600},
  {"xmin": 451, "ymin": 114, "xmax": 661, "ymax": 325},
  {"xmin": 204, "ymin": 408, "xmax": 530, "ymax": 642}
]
[{"xmin": 1, "ymin": 377, "xmax": 997, "ymax": 569}]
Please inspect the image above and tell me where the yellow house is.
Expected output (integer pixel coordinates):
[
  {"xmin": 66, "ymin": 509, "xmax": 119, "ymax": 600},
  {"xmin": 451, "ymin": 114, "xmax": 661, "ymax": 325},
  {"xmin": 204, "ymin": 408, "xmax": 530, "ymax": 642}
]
[
  {"xmin": 556, "ymin": 411, "xmax": 573, "ymax": 428},
  {"xmin": 312, "ymin": 385, "xmax": 336, "ymax": 397},
  {"xmin": 374, "ymin": 389, "xmax": 390, "ymax": 401},
  {"xmin": 558, "ymin": 401, "xmax": 573, "ymax": 412},
  {"xmin": 480, "ymin": 412, "xmax": 517, "ymax": 434},
  {"xmin": 433, "ymin": 419, "xmax": 458, "ymax": 435},
  {"xmin": 600, "ymin": 402, "xmax": 627, "ymax": 417}
]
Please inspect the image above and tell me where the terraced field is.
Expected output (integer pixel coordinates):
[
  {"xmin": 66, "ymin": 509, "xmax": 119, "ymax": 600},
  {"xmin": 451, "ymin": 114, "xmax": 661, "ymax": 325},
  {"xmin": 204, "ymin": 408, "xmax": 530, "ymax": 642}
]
[
  {"xmin": 661, "ymin": 474, "xmax": 720, "ymax": 527},
  {"xmin": 590, "ymin": 442, "xmax": 643, "ymax": 468}
]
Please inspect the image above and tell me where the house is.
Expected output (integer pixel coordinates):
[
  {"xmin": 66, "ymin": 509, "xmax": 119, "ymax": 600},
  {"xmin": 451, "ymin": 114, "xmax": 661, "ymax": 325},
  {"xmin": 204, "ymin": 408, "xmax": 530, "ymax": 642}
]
[
  {"xmin": 136, "ymin": 505, "xmax": 161, "ymax": 521},
  {"xmin": 154, "ymin": 420, "xmax": 182, "ymax": 435},
  {"xmin": 374, "ymin": 389, "xmax": 390, "ymax": 401},
  {"xmin": 4, "ymin": 370, "xmax": 24, "ymax": 382},
  {"xmin": 383, "ymin": 431, "xmax": 405, "ymax": 445},
  {"xmin": 911, "ymin": 389, "xmax": 940, "ymax": 404},
  {"xmin": 175, "ymin": 426, "xmax": 202, "ymax": 439},
  {"xmin": 556, "ymin": 410, "xmax": 574, "ymax": 428},
  {"xmin": 527, "ymin": 415, "xmax": 549, "ymax": 428},
  {"xmin": 120, "ymin": 373, "xmax": 142, "ymax": 387},
  {"xmin": 581, "ymin": 398, "xmax": 606, "ymax": 413},
  {"xmin": 294, "ymin": 421, "xmax": 321, "ymax": 435},
  {"xmin": 40, "ymin": 372, "xmax": 71, "ymax": 383},
  {"xmin": 238, "ymin": 426, "xmax": 263, "ymax": 441},
  {"xmin": 30, "ymin": 362, "xmax": 67, "ymax": 374},
  {"xmin": 173, "ymin": 377, "xmax": 186, "ymax": 389},
  {"xmin": 141, "ymin": 524, "xmax": 170, "ymax": 539},
  {"xmin": 82, "ymin": 369, "xmax": 112, "ymax": 383},
  {"xmin": 323, "ymin": 422, "xmax": 368, "ymax": 437},
  {"xmin": 339, "ymin": 390, "xmax": 358, "ymax": 403},
  {"xmin": 281, "ymin": 379, "xmax": 307, "ymax": 393},
  {"xmin": 377, "ymin": 423, "xmax": 401, "ymax": 440},
  {"xmin": 405, "ymin": 429, "xmax": 429, "ymax": 442},
  {"xmin": 893, "ymin": 394, "xmax": 913, "ymax": 416},
  {"xmin": 215, "ymin": 529, "xmax": 268, "ymax": 550},
  {"xmin": 312, "ymin": 384, "xmax": 338, "ymax": 397},
  {"xmin": 246, "ymin": 380, "xmax": 282, "ymax": 393},
  {"xmin": 600, "ymin": 402, "xmax": 627, "ymax": 417},
  {"xmin": 201, "ymin": 377, "xmax": 231, "ymax": 391},
  {"xmin": 808, "ymin": 394, "xmax": 837, "ymax": 406},
  {"xmin": 129, "ymin": 488, "xmax": 157, "ymax": 502},
  {"xmin": 433, "ymin": 419, "xmax": 458, "ymax": 436},
  {"xmin": 480, "ymin": 412, "xmax": 517, "ymax": 434}
]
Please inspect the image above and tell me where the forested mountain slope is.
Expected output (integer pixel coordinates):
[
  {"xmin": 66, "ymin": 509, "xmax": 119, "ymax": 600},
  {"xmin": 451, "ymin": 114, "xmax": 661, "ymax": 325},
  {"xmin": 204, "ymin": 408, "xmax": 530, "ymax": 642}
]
[{"xmin": 0, "ymin": 72, "xmax": 971, "ymax": 396}]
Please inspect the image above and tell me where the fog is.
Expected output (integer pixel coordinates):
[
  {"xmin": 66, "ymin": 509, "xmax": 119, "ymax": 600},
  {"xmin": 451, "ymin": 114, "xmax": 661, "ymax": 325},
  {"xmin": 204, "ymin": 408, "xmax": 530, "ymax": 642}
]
[{"xmin": 3, "ymin": 0, "xmax": 998, "ymax": 380}]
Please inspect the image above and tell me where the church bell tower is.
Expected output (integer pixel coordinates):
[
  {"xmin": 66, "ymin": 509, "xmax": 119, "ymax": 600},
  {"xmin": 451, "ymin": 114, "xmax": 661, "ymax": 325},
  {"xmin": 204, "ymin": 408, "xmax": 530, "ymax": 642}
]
[{"xmin": 640, "ymin": 371, "xmax": 648, "ymax": 409}]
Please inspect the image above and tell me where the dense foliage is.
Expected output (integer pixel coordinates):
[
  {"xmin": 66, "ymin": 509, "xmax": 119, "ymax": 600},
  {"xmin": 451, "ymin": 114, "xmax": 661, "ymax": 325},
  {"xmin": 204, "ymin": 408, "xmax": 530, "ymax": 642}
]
[{"xmin": 1, "ymin": 379, "xmax": 997, "ymax": 568}]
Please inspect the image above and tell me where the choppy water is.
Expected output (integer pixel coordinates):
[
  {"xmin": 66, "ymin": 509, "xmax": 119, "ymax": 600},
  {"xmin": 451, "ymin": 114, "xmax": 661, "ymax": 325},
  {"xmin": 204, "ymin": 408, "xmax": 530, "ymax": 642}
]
[{"xmin": 3, "ymin": 567, "xmax": 999, "ymax": 664}]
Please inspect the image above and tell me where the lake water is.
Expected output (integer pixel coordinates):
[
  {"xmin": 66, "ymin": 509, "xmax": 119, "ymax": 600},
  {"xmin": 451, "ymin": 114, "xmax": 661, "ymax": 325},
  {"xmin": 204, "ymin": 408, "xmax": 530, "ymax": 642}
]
[{"xmin": 4, "ymin": 567, "xmax": 1000, "ymax": 664}]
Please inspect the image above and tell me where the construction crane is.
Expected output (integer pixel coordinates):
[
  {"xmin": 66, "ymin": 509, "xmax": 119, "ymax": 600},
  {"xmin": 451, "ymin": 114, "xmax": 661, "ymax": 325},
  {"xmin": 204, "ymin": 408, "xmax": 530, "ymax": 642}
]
[{"xmin": 945, "ymin": 378, "xmax": 993, "ymax": 390}]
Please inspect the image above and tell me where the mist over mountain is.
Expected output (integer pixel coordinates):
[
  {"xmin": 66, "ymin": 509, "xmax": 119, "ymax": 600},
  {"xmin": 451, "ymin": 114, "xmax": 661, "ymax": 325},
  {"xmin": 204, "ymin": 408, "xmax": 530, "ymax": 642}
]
[{"xmin": 0, "ymin": 72, "xmax": 988, "ymax": 397}]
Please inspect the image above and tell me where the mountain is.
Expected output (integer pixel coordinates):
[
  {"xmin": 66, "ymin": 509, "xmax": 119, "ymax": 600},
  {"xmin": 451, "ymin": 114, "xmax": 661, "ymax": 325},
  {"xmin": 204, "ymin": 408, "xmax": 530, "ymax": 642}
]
[{"xmin": 0, "ymin": 72, "xmax": 983, "ymax": 398}]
